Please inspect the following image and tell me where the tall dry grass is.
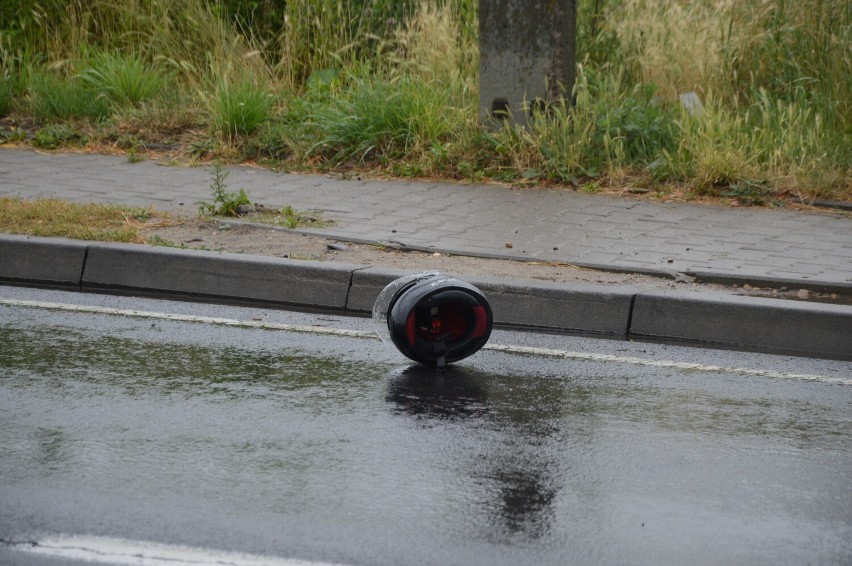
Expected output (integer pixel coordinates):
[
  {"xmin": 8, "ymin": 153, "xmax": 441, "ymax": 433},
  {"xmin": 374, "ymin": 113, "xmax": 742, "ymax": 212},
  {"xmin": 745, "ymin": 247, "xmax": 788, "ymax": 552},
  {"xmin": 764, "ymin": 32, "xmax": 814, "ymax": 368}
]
[
  {"xmin": 598, "ymin": 0, "xmax": 849, "ymax": 197},
  {"xmin": 604, "ymin": 0, "xmax": 849, "ymax": 127},
  {"xmin": 18, "ymin": 0, "xmax": 268, "ymax": 86}
]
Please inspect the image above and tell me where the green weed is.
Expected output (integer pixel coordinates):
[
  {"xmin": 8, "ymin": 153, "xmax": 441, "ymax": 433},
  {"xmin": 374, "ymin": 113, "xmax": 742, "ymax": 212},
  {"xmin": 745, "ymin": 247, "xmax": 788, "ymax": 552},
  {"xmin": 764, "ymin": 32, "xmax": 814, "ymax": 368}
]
[
  {"xmin": 582, "ymin": 181, "xmax": 602, "ymax": 193},
  {"xmin": 720, "ymin": 180, "xmax": 775, "ymax": 206},
  {"xmin": 128, "ymin": 206, "xmax": 153, "ymax": 221},
  {"xmin": 32, "ymin": 124, "xmax": 84, "ymax": 149},
  {"xmin": 198, "ymin": 164, "xmax": 250, "ymax": 216},
  {"xmin": 594, "ymin": 82, "xmax": 676, "ymax": 166},
  {"xmin": 0, "ymin": 126, "xmax": 26, "ymax": 144},
  {"xmin": 189, "ymin": 138, "xmax": 217, "ymax": 159},
  {"xmin": 257, "ymin": 205, "xmax": 327, "ymax": 229},
  {"xmin": 116, "ymin": 134, "xmax": 146, "ymax": 162},
  {"xmin": 126, "ymin": 147, "xmax": 144, "ymax": 163},
  {"xmin": 147, "ymin": 234, "xmax": 176, "ymax": 247}
]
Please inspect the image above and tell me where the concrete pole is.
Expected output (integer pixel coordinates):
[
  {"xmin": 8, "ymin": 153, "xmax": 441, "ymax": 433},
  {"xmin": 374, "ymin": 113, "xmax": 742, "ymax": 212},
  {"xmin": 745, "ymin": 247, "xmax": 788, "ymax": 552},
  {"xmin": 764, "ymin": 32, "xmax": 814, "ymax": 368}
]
[{"xmin": 479, "ymin": 0, "xmax": 576, "ymax": 127}]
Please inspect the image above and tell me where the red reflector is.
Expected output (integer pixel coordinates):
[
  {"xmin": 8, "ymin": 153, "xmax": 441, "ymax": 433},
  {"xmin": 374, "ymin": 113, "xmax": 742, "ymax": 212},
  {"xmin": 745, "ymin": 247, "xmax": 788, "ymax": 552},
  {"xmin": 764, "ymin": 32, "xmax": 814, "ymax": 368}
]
[
  {"xmin": 472, "ymin": 306, "xmax": 488, "ymax": 338},
  {"xmin": 406, "ymin": 311, "xmax": 416, "ymax": 345}
]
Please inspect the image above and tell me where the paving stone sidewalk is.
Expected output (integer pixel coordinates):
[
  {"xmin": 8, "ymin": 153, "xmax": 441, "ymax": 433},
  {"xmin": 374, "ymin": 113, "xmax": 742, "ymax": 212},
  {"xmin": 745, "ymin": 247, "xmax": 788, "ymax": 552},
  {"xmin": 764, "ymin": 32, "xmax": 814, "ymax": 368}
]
[{"xmin": 2, "ymin": 149, "xmax": 851, "ymax": 291}]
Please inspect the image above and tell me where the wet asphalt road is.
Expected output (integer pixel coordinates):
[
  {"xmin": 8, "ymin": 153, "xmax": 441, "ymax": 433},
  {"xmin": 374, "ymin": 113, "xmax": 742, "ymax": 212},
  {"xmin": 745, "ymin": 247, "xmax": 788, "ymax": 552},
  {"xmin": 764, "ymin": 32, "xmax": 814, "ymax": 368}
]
[{"xmin": 1, "ymin": 287, "xmax": 851, "ymax": 566}]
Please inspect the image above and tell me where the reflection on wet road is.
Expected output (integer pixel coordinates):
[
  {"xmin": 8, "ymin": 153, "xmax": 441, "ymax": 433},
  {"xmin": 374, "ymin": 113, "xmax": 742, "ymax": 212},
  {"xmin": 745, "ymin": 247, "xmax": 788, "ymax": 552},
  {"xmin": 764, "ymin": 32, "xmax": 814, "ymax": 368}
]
[{"xmin": 1, "ymin": 304, "xmax": 851, "ymax": 566}]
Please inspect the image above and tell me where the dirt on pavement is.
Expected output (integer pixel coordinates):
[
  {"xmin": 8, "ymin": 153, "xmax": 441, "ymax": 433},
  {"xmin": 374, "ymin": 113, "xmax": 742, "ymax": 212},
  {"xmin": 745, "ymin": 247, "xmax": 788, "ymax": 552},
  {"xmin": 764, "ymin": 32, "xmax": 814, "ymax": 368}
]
[{"xmin": 140, "ymin": 215, "xmax": 837, "ymax": 304}]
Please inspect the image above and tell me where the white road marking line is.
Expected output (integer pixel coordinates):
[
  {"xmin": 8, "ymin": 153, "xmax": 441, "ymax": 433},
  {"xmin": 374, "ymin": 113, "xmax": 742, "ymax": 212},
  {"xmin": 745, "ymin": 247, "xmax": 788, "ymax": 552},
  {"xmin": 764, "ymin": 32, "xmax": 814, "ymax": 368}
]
[
  {"xmin": 0, "ymin": 298, "xmax": 377, "ymax": 338},
  {"xmin": 9, "ymin": 535, "xmax": 347, "ymax": 566},
  {"xmin": 483, "ymin": 344, "xmax": 852, "ymax": 385},
  {"xmin": 2, "ymin": 298, "xmax": 848, "ymax": 385}
]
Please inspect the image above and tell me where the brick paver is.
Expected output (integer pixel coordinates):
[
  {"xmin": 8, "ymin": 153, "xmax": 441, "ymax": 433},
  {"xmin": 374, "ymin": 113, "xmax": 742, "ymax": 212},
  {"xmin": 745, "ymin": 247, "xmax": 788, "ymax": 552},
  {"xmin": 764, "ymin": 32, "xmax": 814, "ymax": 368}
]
[{"xmin": 2, "ymin": 149, "xmax": 850, "ymax": 290}]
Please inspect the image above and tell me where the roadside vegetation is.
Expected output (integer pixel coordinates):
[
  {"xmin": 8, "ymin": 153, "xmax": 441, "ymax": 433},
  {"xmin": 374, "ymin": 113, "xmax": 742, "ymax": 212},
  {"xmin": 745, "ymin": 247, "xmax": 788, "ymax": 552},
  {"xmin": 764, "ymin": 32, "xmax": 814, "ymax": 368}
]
[
  {"xmin": 0, "ymin": 197, "xmax": 156, "ymax": 242},
  {"xmin": 1, "ymin": 164, "xmax": 326, "ymax": 242},
  {"xmin": 198, "ymin": 163, "xmax": 329, "ymax": 227},
  {"xmin": 1, "ymin": 0, "xmax": 849, "ymax": 204},
  {"xmin": 1, "ymin": 194, "xmax": 324, "ymax": 245}
]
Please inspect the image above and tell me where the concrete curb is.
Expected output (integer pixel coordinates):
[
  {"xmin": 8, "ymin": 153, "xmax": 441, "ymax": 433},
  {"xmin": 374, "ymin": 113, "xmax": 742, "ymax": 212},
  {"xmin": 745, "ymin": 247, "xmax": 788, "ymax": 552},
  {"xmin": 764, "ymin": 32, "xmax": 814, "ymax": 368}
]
[
  {"xmin": 467, "ymin": 275, "xmax": 635, "ymax": 338},
  {"xmin": 0, "ymin": 234, "xmax": 89, "ymax": 287},
  {"xmin": 1, "ymin": 234, "xmax": 850, "ymax": 361},
  {"xmin": 81, "ymin": 242, "xmax": 363, "ymax": 311},
  {"xmin": 631, "ymin": 291, "xmax": 852, "ymax": 360}
]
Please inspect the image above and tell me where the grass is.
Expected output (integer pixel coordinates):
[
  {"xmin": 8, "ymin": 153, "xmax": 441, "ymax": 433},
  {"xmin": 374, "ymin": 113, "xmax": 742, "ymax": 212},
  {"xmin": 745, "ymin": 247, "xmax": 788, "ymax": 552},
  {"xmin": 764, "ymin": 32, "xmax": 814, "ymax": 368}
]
[
  {"xmin": 76, "ymin": 51, "xmax": 169, "ymax": 109},
  {"xmin": 28, "ymin": 70, "xmax": 110, "ymax": 121},
  {"xmin": 0, "ymin": 76, "xmax": 12, "ymax": 116},
  {"xmin": 0, "ymin": 194, "xmax": 323, "ymax": 251},
  {"xmin": 1, "ymin": 0, "xmax": 848, "ymax": 203},
  {"xmin": 251, "ymin": 205, "xmax": 330, "ymax": 229},
  {"xmin": 209, "ymin": 75, "xmax": 273, "ymax": 140},
  {"xmin": 0, "ymin": 197, "xmax": 154, "ymax": 242},
  {"xmin": 299, "ymin": 75, "xmax": 461, "ymax": 165},
  {"xmin": 493, "ymin": 68, "xmax": 679, "ymax": 184}
]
